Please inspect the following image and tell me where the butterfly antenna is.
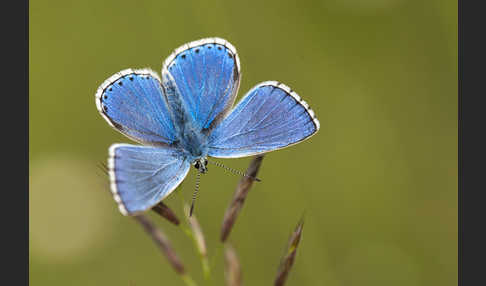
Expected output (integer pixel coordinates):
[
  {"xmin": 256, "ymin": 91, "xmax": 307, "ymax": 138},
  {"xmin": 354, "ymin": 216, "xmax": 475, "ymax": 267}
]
[
  {"xmin": 208, "ymin": 160, "xmax": 261, "ymax": 182},
  {"xmin": 190, "ymin": 172, "xmax": 201, "ymax": 217}
]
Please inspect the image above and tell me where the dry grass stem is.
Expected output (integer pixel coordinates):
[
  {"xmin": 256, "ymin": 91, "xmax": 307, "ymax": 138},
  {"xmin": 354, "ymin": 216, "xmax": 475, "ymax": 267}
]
[
  {"xmin": 134, "ymin": 214, "xmax": 185, "ymax": 275},
  {"xmin": 184, "ymin": 204, "xmax": 207, "ymax": 257},
  {"xmin": 152, "ymin": 201, "xmax": 180, "ymax": 225},
  {"xmin": 274, "ymin": 218, "xmax": 304, "ymax": 286},
  {"xmin": 220, "ymin": 155, "xmax": 264, "ymax": 242},
  {"xmin": 183, "ymin": 204, "xmax": 210, "ymax": 278},
  {"xmin": 224, "ymin": 244, "xmax": 242, "ymax": 286}
]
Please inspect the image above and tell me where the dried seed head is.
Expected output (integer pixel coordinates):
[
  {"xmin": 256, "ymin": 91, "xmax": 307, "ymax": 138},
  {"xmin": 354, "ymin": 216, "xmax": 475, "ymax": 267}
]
[
  {"xmin": 221, "ymin": 155, "xmax": 264, "ymax": 242},
  {"xmin": 224, "ymin": 244, "xmax": 242, "ymax": 286},
  {"xmin": 151, "ymin": 201, "xmax": 180, "ymax": 225},
  {"xmin": 274, "ymin": 217, "xmax": 304, "ymax": 286},
  {"xmin": 134, "ymin": 215, "xmax": 185, "ymax": 275}
]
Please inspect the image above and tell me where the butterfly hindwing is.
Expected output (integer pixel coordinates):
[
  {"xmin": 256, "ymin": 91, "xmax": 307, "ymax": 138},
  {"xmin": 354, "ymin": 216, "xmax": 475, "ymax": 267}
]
[
  {"xmin": 162, "ymin": 38, "xmax": 241, "ymax": 131},
  {"xmin": 95, "ymin": 69, "xmax": 176, "ymax": 145},
  {"xmin": 108, "ymin": 144, "xmax": 191, "ymax": 215},
  {"xmin": 207, "ymin": 81, "xmax": 320, "ymax": 158}
]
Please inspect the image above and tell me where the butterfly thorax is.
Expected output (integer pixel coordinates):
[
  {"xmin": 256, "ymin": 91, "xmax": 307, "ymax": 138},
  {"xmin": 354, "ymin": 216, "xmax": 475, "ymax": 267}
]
[{"xmin": 176, "ymin": 120, "xmax": 209, "ymax": 165}]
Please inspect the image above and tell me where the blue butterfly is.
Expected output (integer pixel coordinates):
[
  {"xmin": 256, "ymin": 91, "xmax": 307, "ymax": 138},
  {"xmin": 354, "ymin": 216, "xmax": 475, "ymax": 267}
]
[{"xmin": 95, "ymin": 38, "xmax": 320, "ymax": 216}]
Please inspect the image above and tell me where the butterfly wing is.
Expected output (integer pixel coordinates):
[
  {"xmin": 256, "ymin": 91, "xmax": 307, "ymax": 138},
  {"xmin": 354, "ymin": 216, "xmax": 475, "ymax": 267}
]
[
  {"xmin": 95, "ymin": 69, "xmax": 177, "ymax": 145},
  {"xmin": 161, "ymin": 38, "xmax": 241, "ymax": 131},
  {"xmin": 108, "ymin": 144, "xmax": 190, "ymax": 215},
  {"xmin": 207, "ymin": 82, "xmax": 320, "ymax": 158}
]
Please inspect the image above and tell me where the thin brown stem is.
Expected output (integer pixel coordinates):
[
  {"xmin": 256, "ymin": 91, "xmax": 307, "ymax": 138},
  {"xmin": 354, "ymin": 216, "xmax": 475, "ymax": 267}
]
[
  {"xmin": 133, "ymin": 214, "xmax": 185, "ymax": 275},
  {"xmin": 224, "ymin": 244, "xmax": 242, "ymax": 286},
  {"xmin": 220, "ymin": 155, "xmax": 264, "ymax": 242}
]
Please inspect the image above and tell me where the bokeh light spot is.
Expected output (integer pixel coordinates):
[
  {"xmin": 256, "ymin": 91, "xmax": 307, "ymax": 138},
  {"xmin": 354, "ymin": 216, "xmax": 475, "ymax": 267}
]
[{"xmin": 30, "ymin": 154, "xmax": 116, "ymax": 262}]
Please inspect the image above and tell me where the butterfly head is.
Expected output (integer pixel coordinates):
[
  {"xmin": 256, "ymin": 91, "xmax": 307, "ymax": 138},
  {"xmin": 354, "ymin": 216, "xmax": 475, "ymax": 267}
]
[{"xmin": 193, "ymin": 157, "xmax": 208, "ymax": 174}]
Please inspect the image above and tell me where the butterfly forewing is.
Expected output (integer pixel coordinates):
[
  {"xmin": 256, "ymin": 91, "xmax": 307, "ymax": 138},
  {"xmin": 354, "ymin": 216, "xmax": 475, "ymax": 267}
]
[
  {"xmin": 95, "ymin": 69, "xmax": 177, "ymax": 145},
  {"xmin": 162, "ymin": 38, "xmax": 241, "ymax": 131}
]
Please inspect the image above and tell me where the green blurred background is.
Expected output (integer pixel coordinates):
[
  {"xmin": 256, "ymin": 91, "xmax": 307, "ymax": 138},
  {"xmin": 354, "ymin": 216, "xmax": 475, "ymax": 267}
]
[{"xmin": 30, "ymin": 0, "xmax": 457, "ymax": 285}]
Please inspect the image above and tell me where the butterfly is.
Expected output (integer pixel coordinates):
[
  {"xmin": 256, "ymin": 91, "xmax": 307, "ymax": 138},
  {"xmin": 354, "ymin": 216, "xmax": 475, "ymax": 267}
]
[{"xmin": 95, "ymin": 38, "xmax": 320, "ymax": 216}]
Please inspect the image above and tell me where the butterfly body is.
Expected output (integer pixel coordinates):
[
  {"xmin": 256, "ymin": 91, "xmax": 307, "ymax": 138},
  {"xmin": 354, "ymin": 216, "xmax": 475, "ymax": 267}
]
[
  {"xmin": 96, "ymin": 38, "xmax": 319, "ymax": 215},
  {"xmin": 178, "ymin": 117, "xmax": 210, "ymax": 158}
]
